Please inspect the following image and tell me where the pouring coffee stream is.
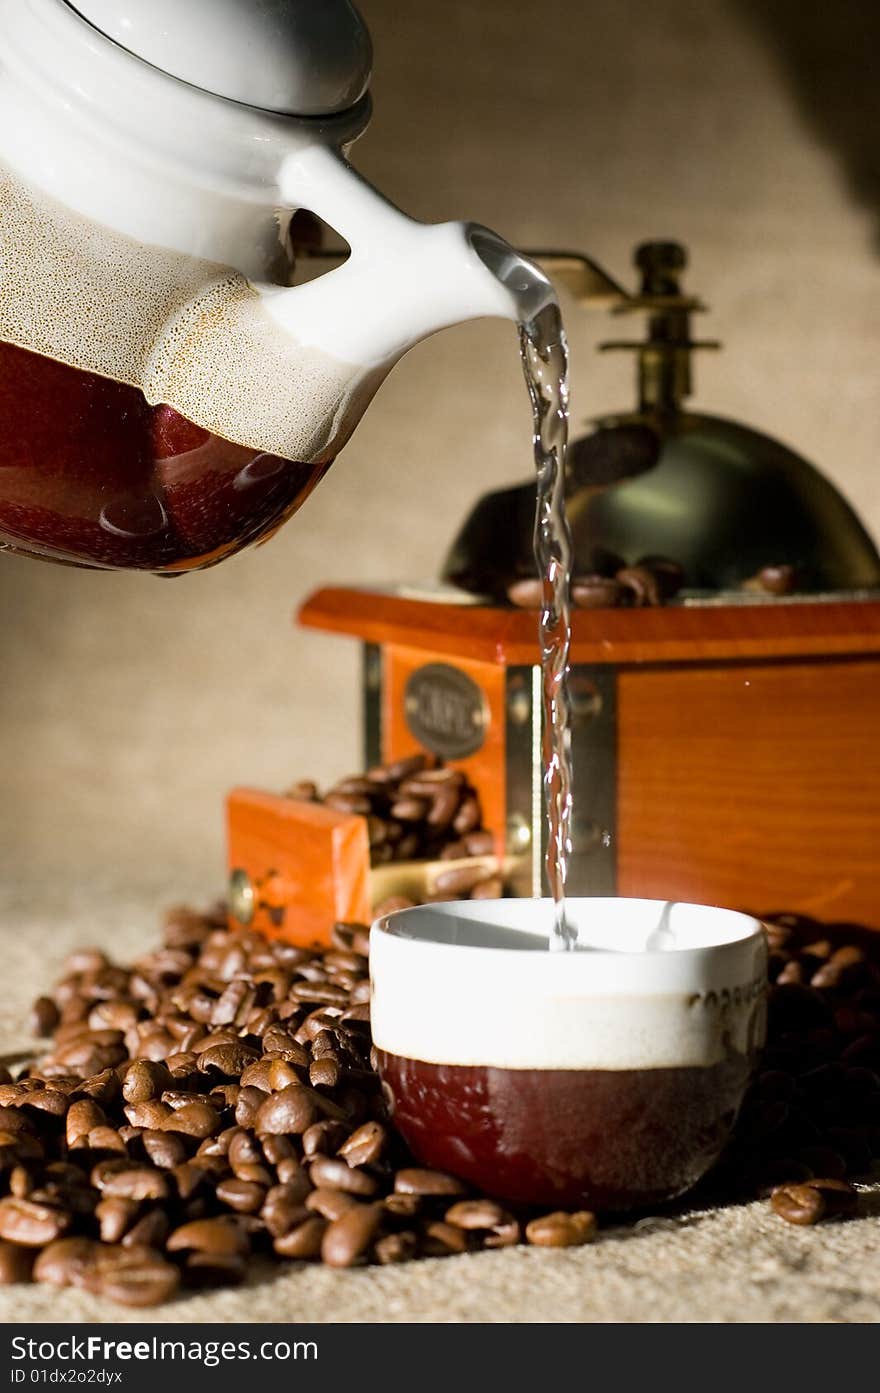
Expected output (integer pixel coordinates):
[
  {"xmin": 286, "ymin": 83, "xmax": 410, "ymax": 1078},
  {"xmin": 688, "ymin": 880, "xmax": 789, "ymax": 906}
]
[{"xmin": 0, "ymin": 0, "xmax": 576, "ymax": 944}]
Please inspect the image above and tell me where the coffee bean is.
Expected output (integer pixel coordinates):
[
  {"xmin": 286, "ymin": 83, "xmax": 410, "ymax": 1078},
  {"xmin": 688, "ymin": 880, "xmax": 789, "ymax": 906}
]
[
  {"xmin": 525, "ymin": 1212, "xmax": 597, "ymax": 1247},
  {"xmin": 770, "ymin": 1183, "xmax": 827, "ymax": 1225},
  {"xmin": 309, "ymin": 1057, "xmax": 340, "ymax": 1089},
  {"xmin": 87, "ymin": 1244, "xmax": 181, "ymax": 1307},
  {"xmin": 123, "ymin": 1211, "xmax": 170, "ymax": 1250},
  {"xmin": 33, "ymin": 1237, "xmax": 98, "ymax": 1288},
  {"xmin": 124, "ymin": 1100, "xmax": 173, "ymax": 1130},
  {"xmin": 261, "ymin": 1185, "xmax": 311, "ymax": 1238},
  {"xmin": 66, "ymin": 1099, "xmax": 106, "ymax": 1145},
  {"xmin": 96, "ymin": 1196, "xmax": 138, "ymax": 1244},
  {"xmin": 384, "ymin": 1193, "xmax": 422, "ymax": 1220},
  {"xmin": 197, "ymin": 1042, "xmax": 260, "ymax": 1078},
  {"xmin": 445, "ymin": 1199, "xmax": 511, "ymax": 1231},
  {"xmin": 636, "ymin": 555, "xmax": 685, "ymax": 600},
  {"xmin": 309, "ymin": 1157, "xmax": 378, "ymax": 1197},
  {"xmin": 216, "ymin": 1179, "xmax": 266, "ymax": 1215},
  {"xmin": 339, "ymin": 1121, "xmax": 387, "ymax": 1169},
  {"xmin": 93, "ymin": 1164, "xmax": 169, "ymax": 1202},
  {"xmin": 0, "ymin": 1197, "xmax": 71, "ymax": 1246},
  {"xmin": 141, "ymin": 1130, "xmax": 186, "ymax": 1170},
  {"xmin": 394, "ymin": 1168, "xmax": 467, "ymax": 1197},
  {"xmin": 160, "ymin": 1103, "xmax": 220, "ymax": 1139},
  {"xmin": 375, "ymin": 1231, "xmax": 418, "ymax": 1264},
  {"xmin": 305, "ymin": 1188, "xmax": 358, "ymax": 1221},
  {"xmin": 571, "ymin": 575, "xmax": 624, "ymax": 609},
  {"xmin": 321, "ymin": 1202, "xmax": 382, "ymax": 1268},
  {"xmin": 30, "ymin": 997, "xmax": 60, "ymax": 1039},
  {"xmin": 506, "ymin": 578, "xmax": 543, "ymax": 609},
  {"xmin": 434, "ymin": 865, "xmax": 492, "ymax": 896},
  {"xmin": 256, "ymin": 1086, "xmax": 318, "ymax": 1135},
  {"xmin": 274, "ymin": 1216, "xmax": 326, "ymax": 1259},
  {"xmin": 616, "ymin": 565, "xmax": 661, "ymax": 607},
  {"xmin": 167, "ymin": 1218, "xmax": 250, "ymax": 1257},
  {"xmin": 121, "ymin": 1060, "xmax": 170, "ymax": 1105}
]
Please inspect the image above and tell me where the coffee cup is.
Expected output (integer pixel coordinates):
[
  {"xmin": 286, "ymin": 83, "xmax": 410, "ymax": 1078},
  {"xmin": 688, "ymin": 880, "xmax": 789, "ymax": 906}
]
[{"xmin": 370, "ymin": 897, "xmax": 767, "ymax": 1210}]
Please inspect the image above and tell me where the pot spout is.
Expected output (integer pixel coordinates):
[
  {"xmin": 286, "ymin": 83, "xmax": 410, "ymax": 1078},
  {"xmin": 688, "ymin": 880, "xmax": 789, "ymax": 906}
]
[{"xmin": 262, "ymin": 146, "xmax": 556, "ymax": 371}]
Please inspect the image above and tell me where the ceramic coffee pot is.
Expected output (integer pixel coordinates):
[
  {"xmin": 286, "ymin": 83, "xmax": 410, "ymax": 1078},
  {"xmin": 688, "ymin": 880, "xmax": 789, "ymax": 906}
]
[{"xmin": 0, "ymin": 0, "xmax": 549, "ymax": 571}]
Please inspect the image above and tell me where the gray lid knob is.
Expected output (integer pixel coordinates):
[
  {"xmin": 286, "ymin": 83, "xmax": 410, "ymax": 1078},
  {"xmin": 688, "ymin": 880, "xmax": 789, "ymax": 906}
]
[{"xmin": 67, "ymin": 0, "xmax": 372, "ymax": 116}]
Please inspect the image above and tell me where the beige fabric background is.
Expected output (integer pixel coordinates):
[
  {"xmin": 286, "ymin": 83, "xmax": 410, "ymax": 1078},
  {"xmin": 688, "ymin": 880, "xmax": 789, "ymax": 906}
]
[{"xmin": 1, "ymin": 0, "xmax": 879, "ymax": 1321}]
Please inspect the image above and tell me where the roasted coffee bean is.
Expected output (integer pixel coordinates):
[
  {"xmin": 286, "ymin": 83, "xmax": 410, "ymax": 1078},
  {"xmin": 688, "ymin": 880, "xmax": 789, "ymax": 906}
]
[
  {"xmin": 309, "ymin": 1156, "xmax": 378, "ymax": 1197},
  {"xmin": 571, "ymin": 575, "xmax": 624, "ymax": 609},
  {"xmin": 394, "ymin": 1168, "xmax": 467, "ymax": 1197},
  {"xmin": 216, "ymin": 1178, "xmax": 266, "ymax": 1215},
  {"xmin": 121, "ymin": 1060, "xmax": 171, "ymax": 1105},
  {"xmin": 384, "ymin": 1193, "xmax": 422, "ymax": 1220},
  {"xmin": 123, "ymin": 1210, "xmax": 170, "ymax": 1250},
  {"xmin": 87, "ymin": 1244, "xmax": 181, "ymax": 1307},
  {"xmin": 339, "ymin": 1121, "xmax": 386, "ymax": 1169},
  {"xmin": 616, "ymin": 565, "xmax": 661, "ymax": 607},
  {"xmin": 269, "ymin": 1059, "xmax": 302, "ymax": 1092},
  {"xmin": 93, "ymin": 1164, "xmax": 169, "ymax": 1203},
  {"xmin": 274, "ymin": 1216, "xmax": 326, "ymax": 1259},
  {"xmin": 167, "ymin": 1217, "xmax": 250, "ymax": 1257},
  {"xmin": 770, "ymin": 1183, "xmax": 827, "ymax": 1225},
  {"xmin": 0, "ymin": 1240, "xmax": 35, "ymax": 1283},
  {"xmin": 321, "ymin": 1202, "xmax": 382, "ymax": 1268},
  {"xmin": 525, "ymin": 1211, "xmax": 597, "ymax": 1247},
  {"xmin": 160, "ymin": 1102, "xmax": 219, "ymax": 1139},
  {"xmin": 305, "ymin": 1188, "xmax": 358, "ymax": 1222},
  {"xmin": 445, "ymin": 1199, "xmax": 511, "ymax": 1231},
  {"xmin": 30, "ymin": 997, "xmax": 60, "ymax": 1039},
  {"xmin": 33, "ymin": 1237, "xmax": 98, "ymax": 1289},
  {"xmin": 636, "ymin": 555, "xmax": 685, "ymax": 600},
  {"xmin": 434, "ymin": 864, "xmax": 492, "ymax": 896},
  {"xmin": 309, "ymin": 1057, "xmax": 340, "ymax": 1089},
  {"xmin": 261, "ymin": 1185, "xmax": 311, "ymax": 1238},
  {"xmin": 0, "ymin": 1197, "xmax": 71, "ymax": 1246},
  {"xmin": 124, "ymin": 1100, "xmax": 173, "ymax": 1130},
  {"xmin": 66, "ymin": 1099, "xmax": 106, "ymax": 1145},
  {"xmin": 197, "ymin": 1042, "xmax": 260, "ymax": 1078},
  {"xmin": 256, "ymin": 1086, "xmax": 319, "ymax": 1135},
  {"xmin": 141, "ymin": 1130, "xmax": 187, "ymax": 1170},
  {"xmin": 375, "ymin": 1231, "xmax": 418, "ymax": 1264},
  {"xmin": 95, "ymin": 1196, "xmax": 138, "ymax": 1244}
]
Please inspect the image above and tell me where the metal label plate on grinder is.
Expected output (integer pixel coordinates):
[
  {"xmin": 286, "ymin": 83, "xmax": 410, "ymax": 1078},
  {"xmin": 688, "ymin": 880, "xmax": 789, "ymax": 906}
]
[{"xmin": 404, "ymin": 663, "xmax": 488, "ymax": 759}]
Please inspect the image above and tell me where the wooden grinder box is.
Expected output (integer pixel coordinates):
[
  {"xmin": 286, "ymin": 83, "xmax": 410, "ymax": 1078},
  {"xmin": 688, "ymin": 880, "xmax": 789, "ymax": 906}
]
[{"xmin": 295, "ymin": 587, "xmax": 880, "ymax": 931}]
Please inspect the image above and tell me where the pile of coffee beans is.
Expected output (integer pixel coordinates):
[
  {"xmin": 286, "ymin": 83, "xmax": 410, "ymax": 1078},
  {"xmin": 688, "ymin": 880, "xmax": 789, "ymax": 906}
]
[
  {"xmin": 506, "ymin": 559, "xmax": 799, "ymax": 609},
  {"xmin": 286, "ymin": 755, "xmax": 502, "ymax": 884},
  {"xmin": 506, "ymin": 555, "xmax": 684, "ymax": 611},
  {"xmin": 0, "ymin": 908, "xmax": 593, "ymax": 1307},
  {"xmin": 703, "ymin": 911, "xmax": 879, "ymax": 1221},
  {"xmin": 0, "ymin": 907, "xmax": 875, "ymax": 1307}
]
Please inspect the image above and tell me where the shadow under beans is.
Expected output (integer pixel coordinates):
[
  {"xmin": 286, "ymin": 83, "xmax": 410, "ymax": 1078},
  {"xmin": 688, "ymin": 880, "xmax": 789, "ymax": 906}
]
[{"xmin": 735, "ymin": 0, "xmax": 880, "ymax": 250}]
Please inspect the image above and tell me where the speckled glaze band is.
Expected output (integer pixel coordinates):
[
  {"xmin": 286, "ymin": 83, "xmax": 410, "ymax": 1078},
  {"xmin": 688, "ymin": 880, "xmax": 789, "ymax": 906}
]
[{"xmin": 370, "ymin": 897, "xmax": 768, "ymax": 1071}]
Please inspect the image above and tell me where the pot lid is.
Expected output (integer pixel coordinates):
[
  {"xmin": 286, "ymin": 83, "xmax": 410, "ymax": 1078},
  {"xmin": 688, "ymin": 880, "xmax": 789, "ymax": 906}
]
[{"xmin": 65, "ymin": 0, "xmax": 372, "ymax": 116}]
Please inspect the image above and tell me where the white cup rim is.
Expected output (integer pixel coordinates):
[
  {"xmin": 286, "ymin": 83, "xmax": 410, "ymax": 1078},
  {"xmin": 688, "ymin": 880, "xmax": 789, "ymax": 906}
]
[
  {"xmin": 372, "ymin": 896, "xmax": 763, "ymax": 961},
  {"xmin": 369, "ymin": 898, "xmax": 768, "ymax": 1069}
]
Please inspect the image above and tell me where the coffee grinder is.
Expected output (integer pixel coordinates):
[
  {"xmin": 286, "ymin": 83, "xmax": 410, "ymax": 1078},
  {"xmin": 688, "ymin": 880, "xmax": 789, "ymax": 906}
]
[{"xmin": 229, "ymin": 242, "xmax": 880, "ymax": 936}]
